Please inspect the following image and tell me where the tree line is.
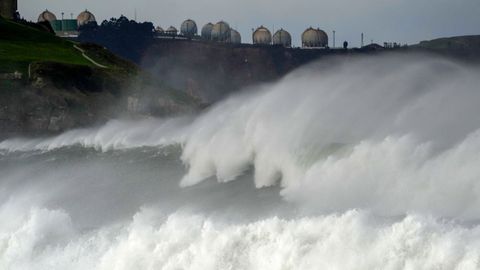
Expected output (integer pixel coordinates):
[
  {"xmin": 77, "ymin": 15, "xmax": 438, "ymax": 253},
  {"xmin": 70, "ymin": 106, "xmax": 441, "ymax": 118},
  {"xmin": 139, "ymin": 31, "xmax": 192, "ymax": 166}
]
[{"xmin": 78, "ymin": 16, "xmax": 154, "ymax": 63}]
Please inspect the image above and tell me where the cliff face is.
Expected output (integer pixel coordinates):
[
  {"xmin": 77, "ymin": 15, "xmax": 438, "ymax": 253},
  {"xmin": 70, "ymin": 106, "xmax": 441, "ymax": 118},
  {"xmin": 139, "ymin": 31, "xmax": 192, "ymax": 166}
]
[{"xmin": 142, "ymin": 40, "xmax": 354, "ymax": 102}]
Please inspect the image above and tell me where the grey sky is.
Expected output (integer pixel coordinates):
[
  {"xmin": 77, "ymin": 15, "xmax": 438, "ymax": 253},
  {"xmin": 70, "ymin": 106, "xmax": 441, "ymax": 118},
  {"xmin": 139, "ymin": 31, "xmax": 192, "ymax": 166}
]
[{"xmin": 20, "ymin": 0, "xmax": 480, "ymax": 47}]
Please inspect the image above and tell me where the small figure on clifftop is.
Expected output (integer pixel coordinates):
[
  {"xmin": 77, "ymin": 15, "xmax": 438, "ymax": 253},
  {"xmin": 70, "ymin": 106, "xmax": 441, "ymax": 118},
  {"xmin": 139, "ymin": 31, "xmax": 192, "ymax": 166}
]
[{"xmin": 343, "ymin": 41, "xmax": 348, "ymax": 50}]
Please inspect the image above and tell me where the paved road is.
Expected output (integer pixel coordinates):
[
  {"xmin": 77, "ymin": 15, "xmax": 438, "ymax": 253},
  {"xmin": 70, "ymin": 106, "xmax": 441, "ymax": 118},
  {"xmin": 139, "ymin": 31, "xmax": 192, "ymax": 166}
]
[{"xmin": 74, "ymin": 45, "xmax": 108, "ymax": 68}]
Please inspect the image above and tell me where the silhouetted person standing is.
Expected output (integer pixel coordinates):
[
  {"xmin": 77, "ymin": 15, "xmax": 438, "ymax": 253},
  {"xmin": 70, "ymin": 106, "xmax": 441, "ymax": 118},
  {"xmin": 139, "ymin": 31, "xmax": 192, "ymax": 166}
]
[{"xmin": 343, "ymin": 41, "xmax": 348, "ymax": 50}]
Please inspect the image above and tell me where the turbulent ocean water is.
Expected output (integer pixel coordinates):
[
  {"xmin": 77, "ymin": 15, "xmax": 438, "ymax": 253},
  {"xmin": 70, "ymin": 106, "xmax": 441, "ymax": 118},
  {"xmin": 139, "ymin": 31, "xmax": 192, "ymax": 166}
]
[{"xmin": 2, "ymin": 54, "xmax": 480, "ymax": 269}]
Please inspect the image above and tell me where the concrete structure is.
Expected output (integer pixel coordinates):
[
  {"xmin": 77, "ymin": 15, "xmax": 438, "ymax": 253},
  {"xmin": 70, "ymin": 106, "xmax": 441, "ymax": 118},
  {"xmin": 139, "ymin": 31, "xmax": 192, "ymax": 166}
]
[
  {"xmin": 0, "ymin": 0, "xmax": 17, "ymax": 19},
  {"xmin": 180, "ymin": 19, "xmax": 197, "ymax": 38},
  {"xmin": 229, "ymin": 29, "xmax": 241, "ymax": 44},
  {"xmin": 253, "ymin": 26, "xmax": 272, "ymax": 45},
  {"xmin": 302, "ymin": 27, "xmax": 328, "ymax": 48},
  {"xmin": 37, "ymin": 9, "xmax": 57, "ymax": 22},
  {"xmin": 77, "ymin": 10, "xmax": 96, "ymax": 27},
  {"xmin": 273, "ymin": 29, "xmax": 292, "ymax": 47},
  {"xmin": 211, "ymin": 21, "xmax": 231, "ymax": 42},
  {"xmin": 201, "ymin": 23, "xmax": 214, "ymax": 40}
]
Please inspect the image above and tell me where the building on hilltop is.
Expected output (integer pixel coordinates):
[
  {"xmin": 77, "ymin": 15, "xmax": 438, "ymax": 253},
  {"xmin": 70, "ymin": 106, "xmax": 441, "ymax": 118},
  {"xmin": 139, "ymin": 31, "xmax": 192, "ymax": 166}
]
[
  {"xmin": 0, "ymin": 0, "xmax": 17, "ymax": 19},
  {"xmin": 37, "ymin": 9, "xmax": 97, "ymax": 38}
]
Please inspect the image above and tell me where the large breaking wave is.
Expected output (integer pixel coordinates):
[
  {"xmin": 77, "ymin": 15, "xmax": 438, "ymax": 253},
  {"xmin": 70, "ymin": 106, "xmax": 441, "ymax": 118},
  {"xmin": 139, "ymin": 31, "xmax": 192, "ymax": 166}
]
[{"xmin": 2, "ymin": 54, "xmax": 480, "ymax": 269}]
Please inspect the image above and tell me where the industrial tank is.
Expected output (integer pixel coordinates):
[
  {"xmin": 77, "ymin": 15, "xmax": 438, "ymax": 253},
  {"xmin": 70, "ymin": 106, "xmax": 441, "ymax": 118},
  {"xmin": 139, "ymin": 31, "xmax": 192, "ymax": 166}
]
[
  {"xmin": 211, "ymin": 21, "xmax": 231, "ymax": 42},
  {"xmin": 37, "ymin": 9, "xmax": 57, "ymax": 22},
  {"xmin": 273, "ymin": 29, "xmax": 292, "ymax": 47},
  {"xmin": 77, "ymin": 10, "xmax": 96, "ymax": 27},
  {"xmin": 165, "ymin": 26, "xmax": 178, "ymax": 36},
  {"xmin": 201, "ymin": 23, "xmax": 214, "ymax": 40},
  {"xmin": 229, "ymin": 29, "xmax": 241, "ymax": 44},
  {"xmin": 253, "ymin": 26, "xmax": 272, "ymax": 45},
  {"xmin": 180, "ymin": 19, "xmax": 197, "ymax": 38},
  {"xmin": 302, "ymin": 27, "xmax": 328, "ymax": 48}
]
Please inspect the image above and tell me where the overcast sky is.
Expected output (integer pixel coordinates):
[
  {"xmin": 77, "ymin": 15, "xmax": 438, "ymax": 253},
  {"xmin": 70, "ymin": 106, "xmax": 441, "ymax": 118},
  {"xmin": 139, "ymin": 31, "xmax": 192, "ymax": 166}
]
[{"xmin": 20, "ymin": 0, "xmax": 480, "ymax": 47}]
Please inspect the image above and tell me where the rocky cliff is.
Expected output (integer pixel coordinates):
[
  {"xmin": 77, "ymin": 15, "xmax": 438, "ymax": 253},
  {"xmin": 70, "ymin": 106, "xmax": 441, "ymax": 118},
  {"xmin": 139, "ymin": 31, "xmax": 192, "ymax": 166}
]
[{"xmin": 142, "ymin": 40, "xmax": 359, "ymax": 102}]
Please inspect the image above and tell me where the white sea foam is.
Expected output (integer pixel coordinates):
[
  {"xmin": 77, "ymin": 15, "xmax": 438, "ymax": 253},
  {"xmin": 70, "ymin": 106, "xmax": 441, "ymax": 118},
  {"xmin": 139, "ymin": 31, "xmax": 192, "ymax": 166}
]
[{"xmin": 1, "ymin": 206, "xmax": 480, "ymax": 270}]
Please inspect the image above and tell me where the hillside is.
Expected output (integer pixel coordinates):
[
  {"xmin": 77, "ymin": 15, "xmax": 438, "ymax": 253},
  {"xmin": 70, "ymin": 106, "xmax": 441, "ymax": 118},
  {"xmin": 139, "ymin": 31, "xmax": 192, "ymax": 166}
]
[
  {"xmin": 0, "ymin": 18, "xmax": 200, "ymax": 138},
  {"xmin": 413, "ymin": 35, "xmax": 480, "ymax": 61}
]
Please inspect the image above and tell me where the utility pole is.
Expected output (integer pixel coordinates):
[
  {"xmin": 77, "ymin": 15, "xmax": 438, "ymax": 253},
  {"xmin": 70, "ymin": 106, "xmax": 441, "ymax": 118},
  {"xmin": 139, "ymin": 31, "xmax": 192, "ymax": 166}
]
[
  {"xmin": 333, "ymin": 30, "xmax": 336, "ymax": 48},
  {"xmin": 134, "ymin": 8, "xmax": 137, "ymax": 21},
  {"xmin": 361, "ymin": 32, "xmax": 364, "ymax": 47}
]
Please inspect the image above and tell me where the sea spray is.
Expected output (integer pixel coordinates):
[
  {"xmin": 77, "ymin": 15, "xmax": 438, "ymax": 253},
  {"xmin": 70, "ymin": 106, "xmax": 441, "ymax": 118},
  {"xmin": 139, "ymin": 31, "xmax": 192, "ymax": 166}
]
[{"xmin": 2, "ymin": 54, "xmax": 480, "ymax": 269}]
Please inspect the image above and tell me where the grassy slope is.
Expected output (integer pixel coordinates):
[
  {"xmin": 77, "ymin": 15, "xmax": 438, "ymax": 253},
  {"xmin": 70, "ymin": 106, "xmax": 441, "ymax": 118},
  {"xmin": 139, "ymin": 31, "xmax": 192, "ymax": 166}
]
[{"xmin": 0, "ymin": 17, "xmax": 93, "ymax": 73}]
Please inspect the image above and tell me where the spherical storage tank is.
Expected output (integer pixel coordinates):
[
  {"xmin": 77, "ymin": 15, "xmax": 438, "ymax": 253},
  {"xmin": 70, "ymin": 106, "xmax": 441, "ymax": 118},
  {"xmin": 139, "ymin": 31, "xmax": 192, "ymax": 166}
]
[
  {"xmin": 273, "ymin": 29, "xmax": 291, "ymax": 47},
  {"xmin": 253, "ymin": 26, "xmax": 272, "ymax": 45},
  {"xmin": 180, "ymin": 19, "xmax": 197, "ymax": 38},
  {"xmin": 77, "ymin": 10, "xmax": 96, "ymax": 27},
  {"xmin": 302, "ymin": 27, "xmax": 328, "ymax": 48},
  {"xmin": 201, "ymin": 23, "xmax": 214, "ymax": 40},
  {"xmin": 38, "ymin": 9, "xmax": 57, "ymax": 22},
  {"xmin": 229, "ymin": 29, "xmax": 241, "ymax": 44},
  {"xmin": 211, "ymin": 21, "xmax": 231, "ymax": 42},
  {"xmin": 165, "ymin": 26, "xmax": 178, "ymax": 36}
]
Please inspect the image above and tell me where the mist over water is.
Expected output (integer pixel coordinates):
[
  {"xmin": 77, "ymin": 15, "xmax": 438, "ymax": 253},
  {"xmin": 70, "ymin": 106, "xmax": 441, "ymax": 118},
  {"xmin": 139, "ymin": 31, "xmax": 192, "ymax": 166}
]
[{"xmin": 2, "ymin": 54, "xmax": 480, "ymax": 269}]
